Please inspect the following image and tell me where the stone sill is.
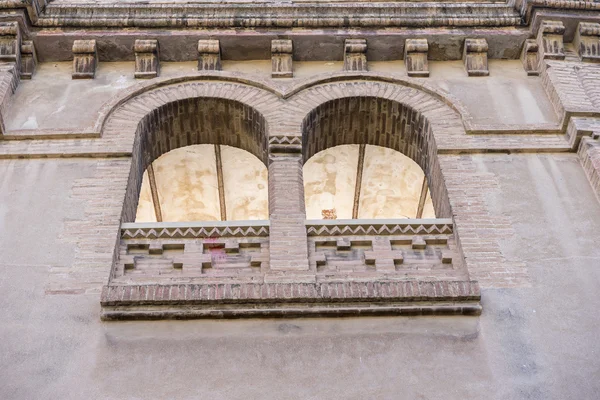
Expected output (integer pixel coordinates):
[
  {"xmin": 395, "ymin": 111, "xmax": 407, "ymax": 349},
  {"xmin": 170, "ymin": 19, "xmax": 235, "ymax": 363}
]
[{"xmin": 100, "ymin": 280, "xmax": 481, "ymax": 320}]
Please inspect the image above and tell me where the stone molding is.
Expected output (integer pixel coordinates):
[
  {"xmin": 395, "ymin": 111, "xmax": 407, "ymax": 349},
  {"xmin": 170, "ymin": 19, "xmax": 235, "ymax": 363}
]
[
  {"xmin": 305, "ymin": 219, "xmax": 453, "ymax": 236},
  {"xmin": 121, "ymin": 221, "xmax": 270, "ymax": 239},
  {"xmin": 574, "ymin": 22, "xmax": 600, "ymax": 63},
  {"xmin": 100, "ymin": 280, "xmax": 482, "ymax": 320}
]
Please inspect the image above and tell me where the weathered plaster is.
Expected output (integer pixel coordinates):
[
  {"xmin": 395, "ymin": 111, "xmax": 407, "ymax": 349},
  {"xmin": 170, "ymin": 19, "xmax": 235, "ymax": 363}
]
[
  {"xmin": 4, "ymin": 60, "xmax": 558, "ymax": 133},
  {"xmin": 136, "ymin": 145, "xmax": 268, "ymax": 222},
  {"xmin": 1, "ymin": 154, "xmax": 600, "ymax": 398}
]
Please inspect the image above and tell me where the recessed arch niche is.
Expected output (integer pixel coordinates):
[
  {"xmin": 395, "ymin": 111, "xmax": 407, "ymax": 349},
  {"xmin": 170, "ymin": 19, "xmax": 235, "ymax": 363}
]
[
  {"xmin": 304, "ymin": 144, "xmax": 435, "ymax": 220},
  {"xmin": 122, "ymin": 96, "xmax": 268, "ymax": 223},
  {"xmin": 301, "ymin": 96, "xmax": 451, "ymax": 219}
]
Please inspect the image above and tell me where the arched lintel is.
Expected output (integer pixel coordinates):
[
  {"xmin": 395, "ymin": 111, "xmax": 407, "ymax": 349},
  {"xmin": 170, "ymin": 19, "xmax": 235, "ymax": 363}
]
[{"xmin": 97, "ymin": 71, "xmax": 470, "ymax": 139}]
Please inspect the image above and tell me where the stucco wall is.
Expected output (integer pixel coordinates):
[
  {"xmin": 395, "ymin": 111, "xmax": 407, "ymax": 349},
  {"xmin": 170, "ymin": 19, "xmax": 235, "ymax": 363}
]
[
  {"xmin": 1, "ymin": 153, "xmax": 599, "ymax": 399},
  {"xmin": 5, "ymin": 60, "xmax": 558, "ymax": 132}
]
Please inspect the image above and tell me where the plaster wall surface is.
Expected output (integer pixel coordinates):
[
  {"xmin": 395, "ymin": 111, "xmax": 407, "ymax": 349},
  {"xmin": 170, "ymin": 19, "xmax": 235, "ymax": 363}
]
[
  {"xmin": 1, "ymin": 153, "xmax": 599, "ymax": 399},
  {"xmin": 135, "ymin": 145, "xmax": 269, "ymax": 222},
  {"xmin": 5, "ymin": 60, "xmax": 557, "ymax": 132}
]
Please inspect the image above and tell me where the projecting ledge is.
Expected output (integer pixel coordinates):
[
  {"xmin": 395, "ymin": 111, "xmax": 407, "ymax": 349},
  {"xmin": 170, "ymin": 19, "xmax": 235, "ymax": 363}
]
[{"xmin": 100, "ymin": 280, "xmax": 481, "ymax": 320}]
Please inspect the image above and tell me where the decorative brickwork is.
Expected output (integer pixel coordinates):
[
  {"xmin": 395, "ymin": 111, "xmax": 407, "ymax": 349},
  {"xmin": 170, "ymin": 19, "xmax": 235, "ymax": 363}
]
[
  {"xmin": 114, "ymin": 228, "xmax": 270, "ymax": 284},
  {"xmin": 306, "ymin": 219, "xmax": 465, "ymax": 280},
  {"xmin": 101, "ymin": 280, "xmax": 482, "ymax": 320}
]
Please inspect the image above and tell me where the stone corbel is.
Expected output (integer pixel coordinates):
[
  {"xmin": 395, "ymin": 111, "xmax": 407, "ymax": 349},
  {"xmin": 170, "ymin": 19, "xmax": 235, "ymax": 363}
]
[
  {"xmin": 271, "ymin": 39, "xmax": 293, "ymax": 78},
  {"xmin": 72, "ymin": 39, "xmax": 97, "ymax": 79},
  {"xmin": 462, "ymin": 38, "xmax": 489, "ymax": 76},
  {"xmin": 198, "ymin": 39, "xmax": 221, "ymax": 71},
  {"xmin": 134, "ymin": 39, "xmax": 160, "ymax": 79},
  {"xmin": 0, "ymin": 22, "xmax": 20, "ymax": 65},
  {"xmin": 344, "ymin": 39, "xmax": 367, "ymax": 71},
  {"xmin": 20, "ymin": 40, "xmax": 36, "ymax": 79},
  {"xmin": 404, "ymin": 39, "xmax": 429, "ymax": 77},
  {"xmin": 536, "ymin": 20, "xmax": 565, "ymax": 61},
  {"xmin": 521, "ymin": 39, "xmax": 539, "ymax": 76},
  {"xmin": 574, "ymin": 22, "xmax": 600, "ymax": 63}
]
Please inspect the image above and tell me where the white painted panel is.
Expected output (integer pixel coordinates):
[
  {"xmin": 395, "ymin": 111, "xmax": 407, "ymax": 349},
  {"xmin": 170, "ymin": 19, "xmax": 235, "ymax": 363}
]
[
  {"xmin": 221, "ymin": 145, "xmax": 268, "ymax": 220},
  {"xmin": 358, "ymin": 145, "xmax": 424, "ymax": 219},
  {"xmin": 151, "ymin": 145, "xmax": 221, "ymax": 222},
  {"xmin": 303, "ymin": 145, "xmax": 359, "ymax": 219}
]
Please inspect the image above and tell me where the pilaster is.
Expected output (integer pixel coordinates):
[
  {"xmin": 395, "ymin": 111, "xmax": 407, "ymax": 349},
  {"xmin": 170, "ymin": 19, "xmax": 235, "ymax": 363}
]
[{"xmin": 267, "ymin": 135, "xmax": 309, "ymax": 271}]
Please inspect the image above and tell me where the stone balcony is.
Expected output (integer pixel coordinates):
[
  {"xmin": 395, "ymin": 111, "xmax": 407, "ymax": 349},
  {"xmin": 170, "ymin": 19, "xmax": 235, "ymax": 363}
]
[{"xmin": 101, "ymin": 218, "xmax": 480, "ymax": 319}]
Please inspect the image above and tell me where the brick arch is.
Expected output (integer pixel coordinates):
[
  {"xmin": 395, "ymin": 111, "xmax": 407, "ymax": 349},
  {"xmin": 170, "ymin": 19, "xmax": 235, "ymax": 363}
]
[
  {"xmin": 285, "ymin": 81, "xmax": 466, "ymax": 218},
  {"xmin": 105, "ymin": 80, "xmax": 283, "ymax": 222}
]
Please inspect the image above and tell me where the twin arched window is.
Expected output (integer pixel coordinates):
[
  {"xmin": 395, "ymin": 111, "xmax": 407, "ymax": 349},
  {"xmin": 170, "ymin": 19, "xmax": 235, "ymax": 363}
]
[{"xmin": 135, "ymin": 143, "xmax": 435, "ymax": 223}]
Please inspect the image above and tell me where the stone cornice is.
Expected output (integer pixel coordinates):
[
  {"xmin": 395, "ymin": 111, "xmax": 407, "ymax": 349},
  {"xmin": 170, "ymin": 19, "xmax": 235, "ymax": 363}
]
[{"xmin": 34, "ymin": 2, "xmax": 523, "ymax": 28}]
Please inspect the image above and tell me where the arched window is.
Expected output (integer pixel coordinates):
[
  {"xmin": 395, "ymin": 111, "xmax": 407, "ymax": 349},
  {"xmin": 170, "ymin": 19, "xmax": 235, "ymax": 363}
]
[
  {"xmin": 301, "ymin": 96, "xmax": 449, "ymax": 220},
  {"xmin": 135, "ymin": 144, "xmax": 268, "ymax": 222},
  {"xmin": 304, "ymin": 144, "xmax": 435, "ymax": 220}
]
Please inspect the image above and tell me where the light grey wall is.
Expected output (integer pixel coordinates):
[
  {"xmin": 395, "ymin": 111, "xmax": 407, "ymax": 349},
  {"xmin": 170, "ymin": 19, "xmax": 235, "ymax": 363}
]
[{"xmin": 0, "ymin": 154, "xmax": 599, "ymax": 399}]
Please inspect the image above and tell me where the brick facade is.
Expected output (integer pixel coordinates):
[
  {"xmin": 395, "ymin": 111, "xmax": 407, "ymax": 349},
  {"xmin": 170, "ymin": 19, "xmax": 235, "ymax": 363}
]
[{"xmin": 0, "ymin": 6, "xmax": 600, "ymax": 319}]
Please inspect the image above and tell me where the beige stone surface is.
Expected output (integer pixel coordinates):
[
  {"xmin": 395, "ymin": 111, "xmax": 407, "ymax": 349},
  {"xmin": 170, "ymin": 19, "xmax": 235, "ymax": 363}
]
[
  {"xmin": 304, "ymin": 144, "xmax": 435, "ymax": 220},
  {"xmin": 135, "ymin": 171, "xmax": 157, "ymax": 222},
  {"xmin": 358, "ymin": 145, "xmax": 425, "ymax": 219},
  {"xmin": 135, "ymin": 144, "xmax": 268, "ymax": 222},
  {"xmin": 304, "ymin": 145, "xmax": 358, "ymax": 219},
  {"xmin": 221, "ymin": 145, "xmax": 268, "ymax": 220},
  {"xmin": 150, "ymin": 145, "xmax": 220, "ymax": 222}
]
